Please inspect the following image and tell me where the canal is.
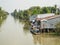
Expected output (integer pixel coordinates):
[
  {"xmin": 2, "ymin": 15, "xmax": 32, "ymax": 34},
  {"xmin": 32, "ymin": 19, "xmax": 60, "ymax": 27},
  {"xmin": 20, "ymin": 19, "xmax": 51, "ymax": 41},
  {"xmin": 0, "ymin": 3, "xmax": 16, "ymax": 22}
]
[{"xmin": 0, "ymin": 15, "xmax": 60, "ymax": 45}]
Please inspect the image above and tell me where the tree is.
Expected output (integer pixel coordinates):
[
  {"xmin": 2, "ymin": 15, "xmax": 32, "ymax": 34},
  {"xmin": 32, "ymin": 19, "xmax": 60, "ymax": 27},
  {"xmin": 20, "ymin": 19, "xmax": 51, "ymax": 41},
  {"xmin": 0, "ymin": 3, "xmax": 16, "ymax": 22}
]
[
  {"xmin": 23, "ymin": 10, "xmax": 29, "ymax": 20},
  {"xmin": 0, "ymin": 7, "xmax": 8, "ymax": 17},
  {"xmin": 0, "ymin": 7, "xmax": 2, "ymax": 10},
  {"xmin": 41, "ymin": 7, "xmax": 51, "ymax": 14},
  {"xmin": 54, "ymin": 5, "xmax": 57, "ymax": 14},
  {"xmin": 14, "ymin": 9, "xmax": 18, "ymax": 16},
  {"xmin": 29, "ymin": 6, "xmax": 40, "ymax": 15},
  {"xmin": 18, "ymin": 10, "xmax": 24, "ymax": 19},
  {"xmin": 0, "ymin": 7, "xmax": 8, "ymax": 27}
]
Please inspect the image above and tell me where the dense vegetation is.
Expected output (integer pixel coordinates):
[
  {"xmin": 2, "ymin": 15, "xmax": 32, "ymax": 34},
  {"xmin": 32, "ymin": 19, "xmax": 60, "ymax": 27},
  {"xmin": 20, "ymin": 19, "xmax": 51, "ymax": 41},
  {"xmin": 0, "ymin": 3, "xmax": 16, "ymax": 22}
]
[
  {"xmin": 0, "ymin": 7, "xmax": 8, "ymax": 17},
  {"xmin": 11, "ymin": 5, "xmax": 60, "ymax": 21},
  {"xmin": 0, "ymin": 7, "xmax": 8, "ymax": 26}
]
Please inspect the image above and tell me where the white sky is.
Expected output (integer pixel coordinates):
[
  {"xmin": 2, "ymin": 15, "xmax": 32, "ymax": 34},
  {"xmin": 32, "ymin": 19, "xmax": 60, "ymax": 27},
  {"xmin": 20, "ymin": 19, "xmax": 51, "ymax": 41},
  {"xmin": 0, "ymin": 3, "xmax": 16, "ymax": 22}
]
[{"xmin": 0, "ymin": 0, "xmax": 60, "ymax": 13}]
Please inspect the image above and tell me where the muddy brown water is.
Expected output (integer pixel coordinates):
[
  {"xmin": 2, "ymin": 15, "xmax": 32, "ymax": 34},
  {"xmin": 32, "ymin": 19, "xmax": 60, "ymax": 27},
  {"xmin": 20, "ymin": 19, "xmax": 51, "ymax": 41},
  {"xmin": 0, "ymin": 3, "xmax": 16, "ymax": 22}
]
[{"xmin": 0, "ymin": 15, "xmax": 60, "ymax": 45}]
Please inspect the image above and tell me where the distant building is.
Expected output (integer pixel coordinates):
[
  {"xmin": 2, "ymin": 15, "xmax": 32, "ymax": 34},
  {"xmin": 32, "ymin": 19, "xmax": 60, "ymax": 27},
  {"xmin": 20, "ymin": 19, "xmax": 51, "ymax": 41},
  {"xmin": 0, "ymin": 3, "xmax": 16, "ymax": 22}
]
[
  {"xmin": 36, "ymin": 14, "xmax": 60, "ymax": 29},
  {"xmin": 30, "ymin": 13, "xmax": 55, "ymax": 22},
  {"xmin": 30, "ymin": 13, "xmax": 60, "ymax": 29}
]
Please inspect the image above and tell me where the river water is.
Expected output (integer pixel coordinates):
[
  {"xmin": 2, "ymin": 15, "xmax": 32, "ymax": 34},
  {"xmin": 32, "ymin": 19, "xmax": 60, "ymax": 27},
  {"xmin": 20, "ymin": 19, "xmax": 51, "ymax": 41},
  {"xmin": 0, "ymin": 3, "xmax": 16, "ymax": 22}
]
[{"xmin": 0, "ymin": 15, "xmax": 60, "ymax": 45}]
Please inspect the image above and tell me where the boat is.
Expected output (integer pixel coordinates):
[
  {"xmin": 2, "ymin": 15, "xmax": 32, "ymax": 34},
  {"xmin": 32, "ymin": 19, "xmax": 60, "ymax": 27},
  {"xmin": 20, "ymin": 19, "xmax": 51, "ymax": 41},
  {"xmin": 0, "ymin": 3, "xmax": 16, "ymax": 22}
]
[{"xmin": 30, "ymin": 26, "xmax": 40, "ymax": 35}]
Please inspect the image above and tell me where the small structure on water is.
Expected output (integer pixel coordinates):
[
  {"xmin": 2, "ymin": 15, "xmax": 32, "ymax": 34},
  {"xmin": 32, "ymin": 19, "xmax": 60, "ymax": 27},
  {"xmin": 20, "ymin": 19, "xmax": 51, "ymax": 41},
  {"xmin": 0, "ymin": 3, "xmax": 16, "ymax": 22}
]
[{"xmin": 30, "ymin": 14, "xmax": 60, "ymax": 34}]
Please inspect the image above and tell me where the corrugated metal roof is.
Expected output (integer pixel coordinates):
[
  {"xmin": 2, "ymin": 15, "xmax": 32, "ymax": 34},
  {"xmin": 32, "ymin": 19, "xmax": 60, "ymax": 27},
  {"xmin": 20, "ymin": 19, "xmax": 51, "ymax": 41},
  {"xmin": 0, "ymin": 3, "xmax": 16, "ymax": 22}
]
[
  {"xmin": 37, "ymin": 13, "xmax": 55, "ymax": 18},
  {"xmin": 36, "ymin": 15, "xmax": 60, "ymax": 21},
  {"xmin": 30, "ymin": 13, "xmax": 60, "ymax": 21},
  {"xmin": 30, "ymin": 13, "xmax": 55, "ymax": 21}
]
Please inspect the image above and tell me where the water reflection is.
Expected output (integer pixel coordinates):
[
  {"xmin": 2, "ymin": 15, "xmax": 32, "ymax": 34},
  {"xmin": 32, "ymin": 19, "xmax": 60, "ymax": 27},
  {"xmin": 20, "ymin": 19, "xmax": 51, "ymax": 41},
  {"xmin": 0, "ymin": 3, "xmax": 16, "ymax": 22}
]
[
  {"xmin": 0, "ymin": 16, "xmax": 7, "ymax": 26},
  {"xmin": 12, "ymin": 15, "xmax": 31, "ymax": 34},
  {"xmin": 32, "ymin": 34, "xmax": 60, "ymax": 45},
  {"xmin": 0, "ymin": 16, "xmax": 7, "ymax": 31}
]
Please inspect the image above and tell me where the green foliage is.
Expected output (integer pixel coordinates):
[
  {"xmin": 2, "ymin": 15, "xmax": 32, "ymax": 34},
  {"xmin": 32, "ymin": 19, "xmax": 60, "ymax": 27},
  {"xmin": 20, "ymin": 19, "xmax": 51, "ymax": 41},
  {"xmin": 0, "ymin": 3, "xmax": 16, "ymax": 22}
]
[
  {"xmin": 11, "ymin": 9, "xmax": 18, "ymax": 16},
  {"xmin": 41, "ymin": 7, "xmax": 50, "ymax": 13},
  {"xmin": 0, "ymin": 7, "xmax": 8, "ymax": 26},
  {"xmin": 11, "ymin": 5, "xmax": 60, "ymax": 21},
  {"xmin": 0, "ymin": 7, "xmax": 8, "ymax": 17},
  {"xmin": 29, "ymin": 6, "xmax": 41, "ymax": 15},
  {"xmin": 0, "ymin": 7, "xmax": 2, "ymax": 10},
  {"xmin": 17, "ymin": 10, "xmax": 23, "ymax": 19}
]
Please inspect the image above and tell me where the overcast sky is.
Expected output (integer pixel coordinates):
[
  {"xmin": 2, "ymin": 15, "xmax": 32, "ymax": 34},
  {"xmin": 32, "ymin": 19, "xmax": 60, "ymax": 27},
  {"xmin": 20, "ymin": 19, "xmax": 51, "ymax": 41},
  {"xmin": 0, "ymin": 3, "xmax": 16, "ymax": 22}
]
[{"xmin": 0, "ymin": 0, "xmax": 60, "ymax": 13}]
